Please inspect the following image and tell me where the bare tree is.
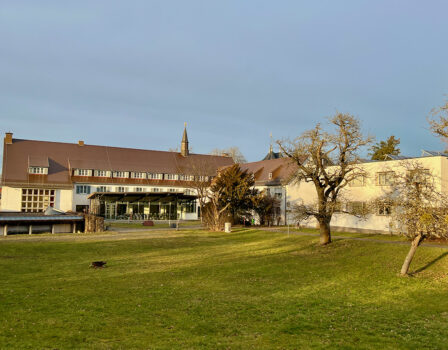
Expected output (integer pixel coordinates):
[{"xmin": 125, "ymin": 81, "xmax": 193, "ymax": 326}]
[
  {"xmin": 177, "ymin": 158, "xmax": 217, "ymax": 222},
  {"xmin": 371, "ymin": 161, "xmax": 448, "ymax": 275},
  {"xmin": 278, "ymin": 113, "xmax": 372, "ymax": 244},
  {"xmin": 429, "ymin": 98, "xmax": 448, "ymax": 139},
  {"xmin": 210, "ymin": 147, "xmax": 247, "ymax": 164}
]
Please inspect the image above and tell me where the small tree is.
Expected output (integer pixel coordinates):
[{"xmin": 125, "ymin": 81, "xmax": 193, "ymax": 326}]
[
  {"xmin": 212, "ymin": 164, "xmax": 257, "ymax": 223},
  {"xmin": 252, "ymin": 192, "xmax": 280, "ymax": 226},
  {"xmin": 369, "ymin": 136, "xmax": 400, "ymax": 160},
  {"xmin": 210, "ymin": 147, "xmax": 247, "ymax": 163},
  {"xmin": 278, "ymin": 113, "xmax": 372, "ymax": 244},
  {"xmin": 201, "ymin": 187, "xmax": 231, "ymax": 231},
  {"xmin": 373, "ymin": 162, "xmax": 448, "ymax": 275}
]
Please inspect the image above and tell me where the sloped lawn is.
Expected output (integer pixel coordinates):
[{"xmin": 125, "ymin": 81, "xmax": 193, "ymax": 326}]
[{"xmin": 1, "ymin": 229, "xmax": 448, "ymax": 349}]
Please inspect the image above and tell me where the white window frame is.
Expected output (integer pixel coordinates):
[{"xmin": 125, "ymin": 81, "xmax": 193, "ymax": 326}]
[
  {"xmin": 96, "ymin": 186, "xmax": 108, "ymax": 192},
  {"xmin": 135, "ymin": 187, "xmax": 144, "ymax": 192},
  {"xmin": 131, "ymin": 172, "xmax": 146, "ymax": 179},
  {"xmin": 377, "ymin": 172, "xmax": 395, "ymax": 186},
  {"xmin": 76, "ymin": 185, "xmax": 91, "ymax": 194},
  {"xmin": 113, "ymin": 171, "xmax": 129, "ymax": 178},
  {"xmin": 94, "ymin": 170, "xmax": 109, "ymax": 177},
  {"xmin": 28, "ymin": 167, "xmax": 48, "ymax": 175},
  {"xmin": 148, "ymin": 173, "xmax": 163, "ymax": 180}
]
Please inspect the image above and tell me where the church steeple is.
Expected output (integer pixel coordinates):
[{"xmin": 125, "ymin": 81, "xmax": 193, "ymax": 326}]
[{"xmin": 181, "ymin": 122, "xmax": 189, "ymax": 157}]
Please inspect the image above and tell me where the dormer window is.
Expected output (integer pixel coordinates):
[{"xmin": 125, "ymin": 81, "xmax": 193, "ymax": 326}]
[
  {"xmin": 74, "ymin": 169, "xmax": 92, "ymax": 176},
  {"xmin": 28, "ymin": 167, "xmax": 48, "ymax": 175},
  {"xmin": 148, "ymin": 173, "xmax": 163, "ymax": 180},
  {"xmin": 112, "ymin": 171, "xmax": 129, "ymax": 178},
  {"xmin": 268, "ymin": 172, "xmax": 273, "ymax": 180},
  {"xmin": 131, "ymin": 172, "xmax": 146, "ymax": 179},
  {"xmin": 165, "ymin": 174, "xmax": 178, "ymax": 180},
  {"xmin": 94, "ymin": 170, "xmax": 109, "ymax": 177}
]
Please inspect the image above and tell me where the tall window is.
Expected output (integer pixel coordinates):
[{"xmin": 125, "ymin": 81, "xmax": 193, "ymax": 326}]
[
  {"xmin": 96, "ymin": 186, "xmax": 108, "ymax": 192},
  {"xmin": 76, "ymin": 185, "xmax": 91, "ymax": 194},
  {"xmin": 117, "ymin": 187, "xmax": 127, "ymax": 192},
  {"xmin": 135, "ymin": 187, "xmax": 144, "ymax": 192},
  {"xmin": 377, "ymin": 172, "xmax": 395, "ymax": 186},
  {"xmin": 21, "ymin": 189, "xmax": 55, "ymax": 212}
]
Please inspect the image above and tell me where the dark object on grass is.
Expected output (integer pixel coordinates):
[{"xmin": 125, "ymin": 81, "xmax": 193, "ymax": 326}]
[
  {"xmin": 90, "ymin": 261, "xmax": 107, "ymax": 268},
  {"xmin": 143, "ymin": 220, "xmax": 154, "ymax": 226}
]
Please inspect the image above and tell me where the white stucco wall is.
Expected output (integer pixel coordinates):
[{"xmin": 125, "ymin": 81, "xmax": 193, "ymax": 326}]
[
  {"xmin": 0, "ymin": 187, "xmax": 22, "ymax": 211},
  {"xmin": 284, "ymin": 156, "xmax": 447, "ymax": 233}
]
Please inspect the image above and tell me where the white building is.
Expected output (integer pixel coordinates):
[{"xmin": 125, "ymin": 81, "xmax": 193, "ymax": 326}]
[{"xmin": 0, "ymin": 129, "xmax": 233, "ymax": 220}]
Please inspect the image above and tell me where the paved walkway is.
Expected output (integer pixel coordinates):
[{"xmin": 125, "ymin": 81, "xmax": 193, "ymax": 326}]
[{"xmin": 2, "ymin": 226, "xmax": 448, "ymax": 249}]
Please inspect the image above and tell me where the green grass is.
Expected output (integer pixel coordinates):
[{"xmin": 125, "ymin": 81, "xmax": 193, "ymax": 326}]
[
  {"xmin": 108, "ymin": 220, "xmax": 201, "ymax": 229},
  {"xmin": 1, "ymin": 229, "xmax": 448, "ymax": 349}
]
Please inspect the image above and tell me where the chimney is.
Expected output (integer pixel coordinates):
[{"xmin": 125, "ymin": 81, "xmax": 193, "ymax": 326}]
[
  {"xmin": 4, "ymin": 132, "xmax": 12, "ymax": 145},
  {"xmin": 78, "ymin": 140, "xmax": 85, "ymax": 146}
]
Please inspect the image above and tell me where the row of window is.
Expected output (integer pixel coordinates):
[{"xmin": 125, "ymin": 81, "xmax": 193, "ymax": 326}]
[
  {"xmin": 343, "ymin": 201, "xmax": 391, "ymax": 216},
  {"xmin": 349, "ymin": 169, "xmax": 430, "ymax": 187},
  {"xmin": 76, "ymin": 185, "xmax": 190, "ymax": 194},
  {"xmin": 72, "ymin": 169, "xmax": 210, "ymax": 181}
]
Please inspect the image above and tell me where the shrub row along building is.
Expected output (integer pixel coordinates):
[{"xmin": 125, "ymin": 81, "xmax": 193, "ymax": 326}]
[
  {"xmin": 0, "ymin": 129, "xmax": 233, "ymax": 233},
  {"xmin": 2, "ymin": 128, "xmax": 448, "ymax": 235}
]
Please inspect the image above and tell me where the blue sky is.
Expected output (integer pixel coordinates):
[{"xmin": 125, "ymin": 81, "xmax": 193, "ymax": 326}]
[{"xmin": 1, "ymin": 1, "xmax": 447, "ymax": 162}]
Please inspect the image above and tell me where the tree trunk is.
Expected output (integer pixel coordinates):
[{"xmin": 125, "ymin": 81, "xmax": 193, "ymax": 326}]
[
  {"xmin": 318, "ymin": 219, "xmax": 331, "ymax": 245},
  {"xmin": 400, "ymin": 233, "xmax": 425, "ymax": 275}
]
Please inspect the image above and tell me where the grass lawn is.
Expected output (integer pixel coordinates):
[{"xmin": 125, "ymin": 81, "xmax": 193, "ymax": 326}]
[
  {"xmin": 1, "ymin": 229, "xmax": 448, "ymax": 349},
  {"xmin": 108, "ymin": 220, "xmax": 201, "ymax": 229}
]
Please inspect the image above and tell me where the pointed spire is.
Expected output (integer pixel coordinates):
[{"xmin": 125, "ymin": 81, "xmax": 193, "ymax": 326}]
[
  {"xmin": 182, "ymin": 122, "xmax": 189, "ymax": 143},
  {"xmin": 181, "ymin": 122, "xmax": 189, "ymax": 156}
]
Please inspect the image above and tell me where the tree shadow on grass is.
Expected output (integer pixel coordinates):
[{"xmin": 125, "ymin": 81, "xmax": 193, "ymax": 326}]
[{"xmin": 413, "ymin": 252, "xmax": 448, "ymax": 274}]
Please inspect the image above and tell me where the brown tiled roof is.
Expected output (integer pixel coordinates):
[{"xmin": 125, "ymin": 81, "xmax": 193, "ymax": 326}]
[
  {"xmin": 239, "ymin": 158, "xmax": 298, "ymax": 186},
  {"xmin": 2, "ymin": 138, "xmax": 234, "ymax": 187}
]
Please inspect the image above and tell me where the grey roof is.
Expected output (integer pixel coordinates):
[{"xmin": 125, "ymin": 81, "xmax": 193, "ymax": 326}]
[{"xmin": 421, "ymin": 150, "xmax": 448, "ymax": 157}]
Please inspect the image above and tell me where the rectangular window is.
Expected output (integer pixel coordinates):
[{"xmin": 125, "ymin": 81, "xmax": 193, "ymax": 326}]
[
  {"xmin": 268, "ymin": 172, "xmax": 273, "ymax": 180},
  {"xmin": 96, "ymin": 186, "xmax": 107, "ymax": 192},
  {"xmin": 74, "ymin": 169, "xmax": 91, "ymax": 176},
  {"xmin": 377, "ymin": 172, "xmax": 395, "ymax": 186},
  {"xmin": 135, "ymin": 187, "xmax": 144, "ymax": 192},
  {"xmin": 21, "ymin": 188, "xmax": 55, "ymax": 212},
  {"xmin": 148, "ymin": 173, "xmax": 163, "ymax": 180},
  {"xmin": 408, "ymin": 169, "xmax": 430, "ymax": 184},
  {"xmin": 151, "ymin": 188, "xmax": 160, "ymax": 192},
  {"xmin": 112, "ymin": 171, "xmax": 129, "ymax": 178},
  {"xmin": 377, "ymin": 202, "xmax": 392, "ymax": 216},
  {"xmin": 131, "ymin": 172, "xmax": 146, "ymax": 179},
  {"xmin": 349, "ymin": 175, "xmax": 366, "ymax": 187},
  {"xmin": 165, "ymin": 174, "xmax": 178, "ymax": 180},
  {"xmin": 347, "ymin": 201, "xmax": 367, "ymax": 214},
  {"xmin": 76, "ymin": 185, "xmax": 91, "ymax": 194},
  {"xmin": 116, "ymin": 187, "xmax": 127, "ymax": 193},
  {"xmin": 29, "ymin": 167, "xmax": 48, "ymax": 175},
  {"xmin": 169, "ymin": 188, "xmax": 177, "ymax": 192},
  {"xmin": 94, "ymin": 170, "xmax": 108, "ymax": 177}
]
